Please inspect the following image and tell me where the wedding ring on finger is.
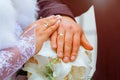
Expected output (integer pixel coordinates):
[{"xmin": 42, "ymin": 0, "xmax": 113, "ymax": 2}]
[
  {"xmin": 43, "ymin": 22, "xmax": 49, "ymax": 28},
  {"xmin": 58, "ymin": 33, "xmax": 64, "ymax": 36}
]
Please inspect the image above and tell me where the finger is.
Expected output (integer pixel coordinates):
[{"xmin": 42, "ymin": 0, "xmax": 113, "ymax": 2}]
[
  {"xmin": 71, "ymin": 33, "xmax": 80, "ymax": 61},
  {"xmin": 38, "ymin": 15, "xmax": 61, "ymax": 31},
  {"xmin": 57, "ymin": 26, "xmax": 65, "ymax": 58},
  {"xmin": 45, "ymin": 20, "xmax": 60, "ymax": 38},
  {"xmin": 63, "ymin": 30, "xmax": 73, "ymax": 63},
  {"xmin": 50, "ymin": 31, "xmax": 57, "ymax": 49},
  {"xmin": 81, "ymin": 33, "xmax": 93, "ymax": 50}
]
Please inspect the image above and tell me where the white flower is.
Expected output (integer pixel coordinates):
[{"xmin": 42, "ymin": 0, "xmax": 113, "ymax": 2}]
[
  {"xmin": 23, "ymin": 40, "xmax": 93, "ymax": 80},
  {"xmin": 23, "ymin": 55, "xmax": 50, "ymax": 80}
]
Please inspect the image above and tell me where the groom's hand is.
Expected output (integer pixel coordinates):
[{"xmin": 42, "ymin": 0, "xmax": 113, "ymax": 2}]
[{"xmin": 50, "ymin": 16, "xmax": 93, "ymax": 63}]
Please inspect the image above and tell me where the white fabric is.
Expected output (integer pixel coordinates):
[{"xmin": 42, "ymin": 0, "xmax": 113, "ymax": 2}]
[
  {"xmin": 0, "ymin": 0, "xmax": 38, "ymax": 49},
  {"xmin": 0, "ymin": 27, "xmax": 36, "ymax": 80},
  {"xmin": 0, "ymin": 0, "xmax": 38, "ymax": 80},
  {"xmin": 75, "ymin": 6, "xmax": 97, "ymax": 77}
]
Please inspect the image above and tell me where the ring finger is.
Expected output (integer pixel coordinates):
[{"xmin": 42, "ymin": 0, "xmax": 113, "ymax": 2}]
[
  {"xmin": 57, "ymin": 26, "xmax": 65, "ymax": 58},
  {"xmin": 63, "ymin": 30, "xmax": 73, "ymax": 63},
  {"xmin": 37, "ymin": 15, "xmax": 61, "ymax": 31}
]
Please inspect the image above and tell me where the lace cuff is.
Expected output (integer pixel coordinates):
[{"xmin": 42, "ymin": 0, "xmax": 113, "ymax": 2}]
[{"xmin": 0, "ymin": 26, "xmax": 36, "ymax": 80}]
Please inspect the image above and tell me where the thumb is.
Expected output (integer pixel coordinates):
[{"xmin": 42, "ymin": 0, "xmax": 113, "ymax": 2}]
[{"xmin": 81, "ymin": 33, "xmax": 93, "ymax": 50}]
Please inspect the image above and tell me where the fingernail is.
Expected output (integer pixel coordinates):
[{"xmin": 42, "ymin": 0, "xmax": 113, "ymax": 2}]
[
  {"xmin": 63, "ymin": 57, "xmax": 69, "ymax": 62},
  {"xmin": 71, "ymin": 56, "xmax": 76, "ymax": 61},
  {"xmin": 58, "ymin": 52, "xmax": 63, "ymax": 57},
  {"xmin": 48, "ymin": 15, "xmax": 55, "ymax": 18},
  {"xmin": 56, "ymin": 15, "xmax": 62, "ymax": 20}
]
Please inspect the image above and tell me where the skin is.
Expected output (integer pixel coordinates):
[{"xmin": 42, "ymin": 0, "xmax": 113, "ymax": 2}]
[
  {"xmin": 22, "ymin": 15, "xmax": 61, "ymax": 54},
  {"xmin": 50, "ymin": 16, "xmax": 93, "ymax": 63}
]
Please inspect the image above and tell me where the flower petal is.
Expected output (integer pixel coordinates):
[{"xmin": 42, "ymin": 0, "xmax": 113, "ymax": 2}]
[
  {"xmin": 53, "ymin": 62, "xmax": 72, "ymax": 79},
  {"xmin": 38, "ymin": 40, "xmax": 57, "ymax": 58}
]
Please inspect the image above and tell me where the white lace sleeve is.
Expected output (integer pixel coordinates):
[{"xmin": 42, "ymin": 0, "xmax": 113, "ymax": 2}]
[{"xmin": 0, "ymin": 26, "xmax": 36, "ymax": 80}]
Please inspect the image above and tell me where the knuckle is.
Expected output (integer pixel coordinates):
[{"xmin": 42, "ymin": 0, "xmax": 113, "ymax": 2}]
[
  {"xmin": 51, "ymin": 38, "xmax": 56, "ymax": 43},
  {"xmin": 58, "ymin": 38, "xmax": 63, "ymax": 45},
  {"xmin": 73, "ymin": 43, "xmax": 79, "ymax": 52},
  {"xmin": 73, "ymin": 44, "xmax": 79, "ymax": 51},
  {"xmin": 65, "ymin": 40, "xmax": 72, "ymax": 46},
  {"xmin": 73, "ymin": 47, "xmax": 78, "ymax": 53},
  {"xmin": 58, "ymin": 35, "xmax": 64, "ymax": 40},
  {"xmin": 58, "ymin": 48, "xmax": 62, "ymax": 52},
  {"xmin": 76, "ymin": 30, "xmax": 80, "ymax": 33},
  {"xmin": 50, "ymin": 27, "xmax": 55, "ymax": 32},
  {"xmin": 65, "ymin": 46, "xmax": 70, "ymax": 52},
  {"xmin": 75, "ymin": 28, "xmax": 80, "ymax": 33},
  {"xmin": 57, "ymin": 40, "xmax": 61, "ymax": 46},
  {"xmin": 51, "ymin": 39, "xmax": 56, "ymax": 44},
  {"xmin": 74, "ymin": 42, "xmax": 79, "ymax": 47},
  {"xmin": 65, "ymin": 43, "xmax": 72, "ymax": 52},
  {"xmin": 68, "ymin": 26, "xmax": 72, "ymax": 30}
]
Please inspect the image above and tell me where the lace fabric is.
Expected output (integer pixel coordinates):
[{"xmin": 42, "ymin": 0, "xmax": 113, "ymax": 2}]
[{"xmin": 0, "ymin": 26, "xmax": 36, "ymax": 80}]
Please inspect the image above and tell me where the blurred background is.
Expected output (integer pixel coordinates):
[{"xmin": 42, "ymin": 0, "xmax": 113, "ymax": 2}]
[{"xmin": 75, "ymin": 6, "xmax": 97, "ymax": 77}]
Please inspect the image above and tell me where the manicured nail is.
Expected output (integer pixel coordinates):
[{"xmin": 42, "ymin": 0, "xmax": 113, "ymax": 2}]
[
  {"xmin": 71, "ymin": 56, "xmax": 76, "ymax": 61},
  {"xmin": 48, "ymin": 15, "xmax": 55, "ymax": 18},
  {"xmin": 63, "ymin": 57, "xmax": 69, "ymax": 63},
  {"xmin": 56, "ymin": 15, "xmax": 62, "ymax": 20},
  {"xmin": 58, "ymin": 52, "xmax": 63, "ymax": 57}
]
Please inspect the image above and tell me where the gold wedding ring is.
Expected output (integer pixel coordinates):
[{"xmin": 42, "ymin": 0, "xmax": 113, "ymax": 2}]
[
  {"xmin": 58, "ymin": 33, "xmax": 64, "ymax": 36},
  {"xmin": 43, "ymin": 23, "xmax": 49, "ymax": 28}
]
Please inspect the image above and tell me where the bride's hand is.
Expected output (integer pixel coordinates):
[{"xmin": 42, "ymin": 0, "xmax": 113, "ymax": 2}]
[{"xmin": 22, "ymin": 15, "xmax": 61, "ymax": 54}]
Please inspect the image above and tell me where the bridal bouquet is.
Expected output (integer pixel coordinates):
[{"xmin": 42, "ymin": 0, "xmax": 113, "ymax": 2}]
[{"xmin": 23, "ymin": 40, "xmax": 93, "ymax": 80}]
